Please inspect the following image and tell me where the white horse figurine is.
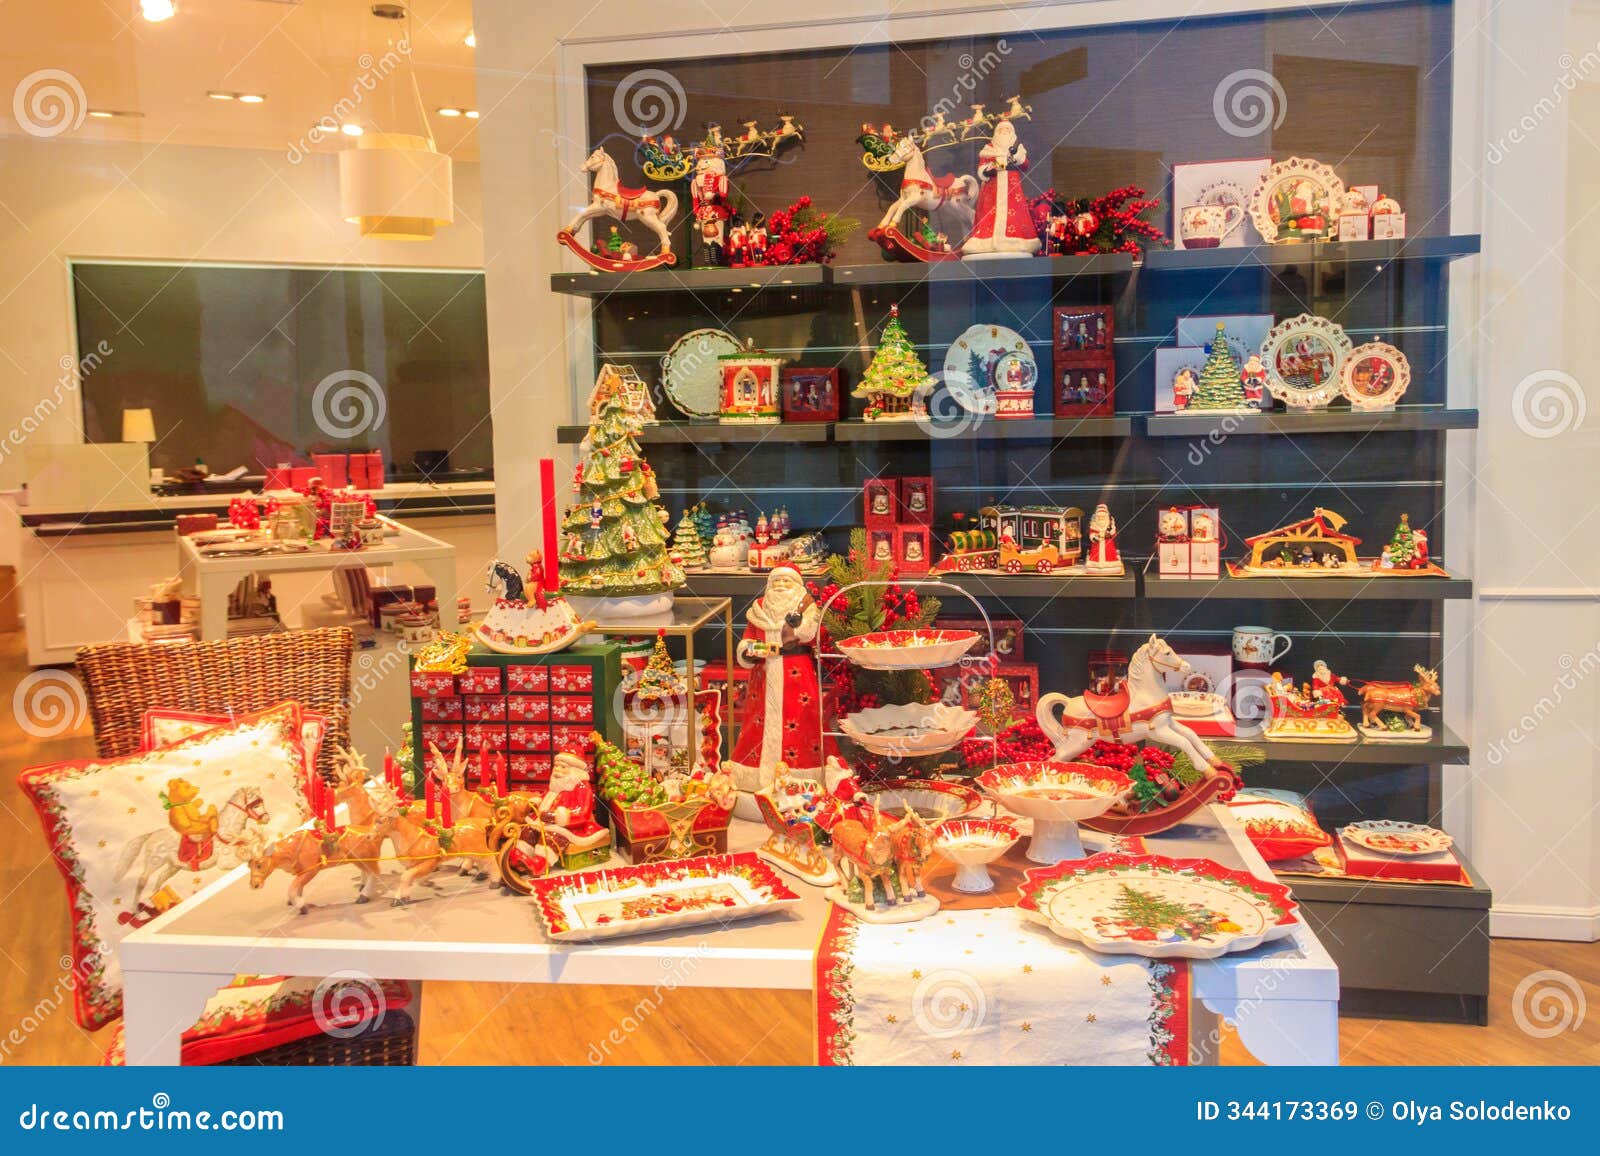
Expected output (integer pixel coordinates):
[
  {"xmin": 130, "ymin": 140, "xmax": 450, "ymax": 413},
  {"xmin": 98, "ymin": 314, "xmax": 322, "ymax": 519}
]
[
  {"xmin": 116, "ymin": 785, "xmax": 273, "ymax": 905},
  {"xmin": 561, "ymin": 146, "xmax": 678, "ymax": 262},
  {"xmin": 873, "ymin": 136, "xmax": 978, "ymax": 240},
  {"xmin": 1036, "ymin": 634, "xmax": 1230, "ymax": 774}
]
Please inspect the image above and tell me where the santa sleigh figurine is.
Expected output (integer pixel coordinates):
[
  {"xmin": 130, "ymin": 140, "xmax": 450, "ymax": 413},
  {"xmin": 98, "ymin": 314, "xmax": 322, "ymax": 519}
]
[{"xmin": 557, "ymin": 146, "xmax": 679, "ymax": 273}]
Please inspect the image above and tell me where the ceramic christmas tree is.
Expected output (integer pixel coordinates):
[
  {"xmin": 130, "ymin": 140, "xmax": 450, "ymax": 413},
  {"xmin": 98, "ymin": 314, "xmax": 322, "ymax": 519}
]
[
  {"xmin": 670, "ymin": 508, "xmax": 708, "ymax": 569},
  {"xmin": 1189, "ymin": 322, "xmax": 1252, "ymax": 412},
  {"xmin": 632, "ymin": 629, "xmax": 684, "ymax": 703},
  {"xmin": 852, "ymin": 304, "xmax": 934, "ymax": 420},
  {"xmin": 559, "ymin": 383, "xmax": 684, "ymax": 618}
]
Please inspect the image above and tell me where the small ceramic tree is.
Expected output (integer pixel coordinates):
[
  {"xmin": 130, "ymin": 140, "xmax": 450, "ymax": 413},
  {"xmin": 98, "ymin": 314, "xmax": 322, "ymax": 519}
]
[
  {"xmin": 670, "ymin": 509, "xmax": 708, "ymax": 569},
  {"xmin": 852, "ymin": 304, "xmax": 934, "ymax": 420},
  {"xmin": 1190, "ymin": 322, "xmax": 1248, "ymax": 411}
]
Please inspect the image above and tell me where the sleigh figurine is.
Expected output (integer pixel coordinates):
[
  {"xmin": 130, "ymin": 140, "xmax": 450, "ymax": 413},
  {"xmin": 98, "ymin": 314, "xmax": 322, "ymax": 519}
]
[
  {"xmin": 1263, "ymin": 673, "xmax": 1358, "ymax": 743},
  {"xmin": 752, "ymin": 763, "xmax": 838, "ymax": 886}
]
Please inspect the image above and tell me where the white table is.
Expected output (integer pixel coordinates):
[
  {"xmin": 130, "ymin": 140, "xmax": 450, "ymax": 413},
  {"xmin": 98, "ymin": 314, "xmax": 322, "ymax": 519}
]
[
  {"xmin": 177, "ymin": 515, "xmax": 460, "ymax": 642},
  {"xmin": 119, "ymin": 806, "xmax": 1339, "ymax": 1066}
]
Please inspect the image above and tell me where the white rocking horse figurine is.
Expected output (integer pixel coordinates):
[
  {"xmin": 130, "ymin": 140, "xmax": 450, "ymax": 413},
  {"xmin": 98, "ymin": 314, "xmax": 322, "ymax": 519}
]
[
  {"xmin": 1036, "ymin": 634, "xmax": 1232, "ymax": 776},
  {"xmin": 869, "ymin": 136, "xmax": 978, "ymax": 262},
  {"xmin": 557, "ymin": 146, "xmax": 680, "ymax": 272}
]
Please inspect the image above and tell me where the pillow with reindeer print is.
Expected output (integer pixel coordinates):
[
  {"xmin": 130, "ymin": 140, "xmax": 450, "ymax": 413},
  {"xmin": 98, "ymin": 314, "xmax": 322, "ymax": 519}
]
[{"xmin": 19, "ymin": 702, "xmax": 312, "ymax": 1029}]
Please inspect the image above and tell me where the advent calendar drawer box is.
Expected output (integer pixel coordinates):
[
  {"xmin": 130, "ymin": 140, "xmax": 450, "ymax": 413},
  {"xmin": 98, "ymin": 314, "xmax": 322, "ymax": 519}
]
[
  {"xmin": 458, "ymin": 667, "xmax": 504, "ymax": 695},
  {"xmin": 550, "ymin": 695, "xmax": 594, "ymax": 723},
  {"xmin": 463, "ymin": 695, "xmax": 508, "ymax": 722},
  {"xmin": 552, "ymin": 726, "xmax": 593, "ymax": 755},
  {"xmin": 507, "ymin": 665, "xmax": 550, "ymax": 693},
  {"xmin": 411, "ymin": 672, "xmax": 457, "ymax": 699},
  {"xmin": 507, "ymin": 695, "xmax": 551, "ymax": 722},
  {"xmin": 420, "ymin": 698, "xmax": 464, "ymax": 721},
  {"xmin": 508, "ymin": 724, "xmax": 554, "ymax": 752},
  {"xmin": 463, "ymin": 724, "xmax": 509, "ymax": 752},
  {"xmin": 549, "ymin": 665, "xmax": 594, "ymax": 694},
  {"xmin": 421, "ymin": 723, "xmax": 463, "ymax": 751},
  {"xmin": 506, "ymin": 754, "xmax": 554, "ymax": 782}
]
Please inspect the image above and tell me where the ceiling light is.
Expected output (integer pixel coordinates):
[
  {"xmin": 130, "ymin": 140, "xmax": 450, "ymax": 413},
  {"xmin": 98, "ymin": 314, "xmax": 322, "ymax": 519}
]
[
  {"xmin": 207, "ymin": 91, "xmax": 234, "ymax": 101},
  {"xmin": 464, "ymin": 109, "xmax": 479, "ymax": 120},
  {"xmin": 341, "ymin": 123, "xmax": 364, "ymax": 137},
  {"xmin": 437, "ymin": 107, "xmax": 462, "ymax": 118},
  {"xmin": 236, "ymin": 93, "xmax": 266, "ymax": 104},
  {"xmin": 87, "ymin": 109, "xmax": 144, "ymax": 119},
  {"xmin": 89, "ymin": 110, "xmax": 113, "ymax": 119},
  {"xmin": 340, "ymin": 132, "xmax": 453, "ymax": 241},
  {"xmin": 464, "ymin": 32, "xmax": 476, "ymax": 48},
  {"xmin": 141, "ymin": 0, "xmax": 177, "ymax": 22}
]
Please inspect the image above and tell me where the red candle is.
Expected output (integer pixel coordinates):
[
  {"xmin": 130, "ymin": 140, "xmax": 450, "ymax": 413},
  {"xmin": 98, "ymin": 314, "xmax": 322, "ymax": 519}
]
[
  {"xmin": 540, "ymin": 457, "xmax": 559, "ymax": 592},
  {"xmin": 478, "ymin": 746, "xmax": 489, "ymax": 792},
  {"xmin": 496, "ymin": 752, "xmax": 508, "ymax": 798},
  {"xmin": 441, "ymin": 784, "xmax": 453, "ymax": 828},
  {"xmin": 425, "ymin": 774, "xmax": 436, "ymax": 819},
  {"xmin": 383, "ymin": 749, "xmax": 394, "ymax": 788}
]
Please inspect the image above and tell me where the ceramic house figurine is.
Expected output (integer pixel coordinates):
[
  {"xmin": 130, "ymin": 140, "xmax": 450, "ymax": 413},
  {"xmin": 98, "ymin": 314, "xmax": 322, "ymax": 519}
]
[{"xmin": 718, "ymin": 340, "xmax": 783, "ymax": 423}]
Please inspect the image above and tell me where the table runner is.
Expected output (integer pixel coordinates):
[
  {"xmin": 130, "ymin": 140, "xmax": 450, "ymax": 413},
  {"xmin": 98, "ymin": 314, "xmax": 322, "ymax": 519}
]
[{"xmin": 815, "ymin": 833, "xmax": 1190, "ymax": 1065}]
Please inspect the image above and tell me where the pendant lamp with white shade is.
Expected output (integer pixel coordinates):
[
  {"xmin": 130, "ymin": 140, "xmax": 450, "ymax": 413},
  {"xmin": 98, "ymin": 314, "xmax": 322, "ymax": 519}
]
[{"xmin": 338, "ymin": 5, "xmax": 454, "ymax": 241}]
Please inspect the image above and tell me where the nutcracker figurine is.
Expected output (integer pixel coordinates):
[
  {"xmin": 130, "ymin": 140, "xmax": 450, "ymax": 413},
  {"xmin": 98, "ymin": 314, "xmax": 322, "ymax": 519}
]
[{"xmin": 691, "ymin": 147, "xmax": 732, "ymax": 267}]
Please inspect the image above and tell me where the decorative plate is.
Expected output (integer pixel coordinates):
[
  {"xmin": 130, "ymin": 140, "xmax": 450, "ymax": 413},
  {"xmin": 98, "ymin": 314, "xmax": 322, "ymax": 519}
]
[
  {"xmin": 943, "ymin": 324, "xmax": 1035, "ymax": 414},
  {"xmin": 1016, "ymin": 852, "xmax": 1301, "ymax": 959},
  {"xmin": 859, "ymin": 777, "xmax": 983, "ymax": 821},
  {"xmin": 836, "ymin": 628, "xmax": 981, "ymax": 670},
  {"xmin": 527, "ymin": 852, "xmax": 802, "ymax": 942},
  {"xmin": 1341, "ymin": 820, "xmax": 1453, "ymax": 858},
  {"xmin": 1340, "ymin": 340, "xmax": 1411, "ymax": 411},
  {"xmin": 1198, "ymin": 179, "xmax": 1251, "ymax": 232},
  {"xmin": 837, "ymin": 702, "xmax": 979, "ymax": 757},
  {"xmin": 976, "ymin": 761, "xmax": 1129, "ymax": 822},
  {"xmin": 1247, "ymin": 157, "xmax": 1345, "ymax": 245},
  {"xmin": 1260, "ymin": 313, "xmax": 1353, "ymax": 409},
  {"xmin": 1169, "ymin": 690, "xmax": 1226, "ymax": 718},
  {"xmin": 660, "ymin": 328, "xmax": 740, "ymax": 417}
]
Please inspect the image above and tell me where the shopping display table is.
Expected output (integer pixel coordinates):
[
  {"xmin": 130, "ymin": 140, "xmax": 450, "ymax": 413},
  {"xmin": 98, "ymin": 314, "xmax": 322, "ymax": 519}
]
[
  {"xmin": 119, "ymin": 805, "xmax": 1338, "ymax": 1066},
  {"xmin": 176, "ymin": 515, "xmax": 460, "ymax": 642}
]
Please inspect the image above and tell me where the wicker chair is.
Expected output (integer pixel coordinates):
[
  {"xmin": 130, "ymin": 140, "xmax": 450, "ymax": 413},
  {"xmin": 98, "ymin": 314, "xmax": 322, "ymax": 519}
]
[
  {"xmin": 76, "ymin": 627, "xmax": 355, "ymax": 780},
  {"xmin": 74, "ymin": 626, "xmax": 420, "ymax": 1067}
]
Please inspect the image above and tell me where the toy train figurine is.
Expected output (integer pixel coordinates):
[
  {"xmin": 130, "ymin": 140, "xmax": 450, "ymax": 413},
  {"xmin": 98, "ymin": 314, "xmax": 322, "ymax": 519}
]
[{"xmin": 935, "ymin": 504, "xmax": 1122, "ymax": 577}]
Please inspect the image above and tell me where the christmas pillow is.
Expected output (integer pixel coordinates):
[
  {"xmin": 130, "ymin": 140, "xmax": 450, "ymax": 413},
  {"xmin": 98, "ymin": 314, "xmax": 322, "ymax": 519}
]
[
  {"xmin": 140, "ymin": 705, "xmax": 328, "ymax": 768},
  {"xmin": 101, "ymin": 975, "xmax": 414, "ymax": 1066},
  {"xmin": 1228, "ymin": 788, "xmax": 1332, "ymax": 861},
  {"xmin": 19, "ymin": 704, "xmax": 313, "ymax": 1030}
]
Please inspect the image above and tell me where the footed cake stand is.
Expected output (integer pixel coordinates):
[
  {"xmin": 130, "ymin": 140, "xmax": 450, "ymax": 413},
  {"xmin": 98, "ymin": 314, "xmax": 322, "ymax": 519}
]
[{"xmin": 975, "ymin": 762, "xmax": 1129, "ymax": 863}]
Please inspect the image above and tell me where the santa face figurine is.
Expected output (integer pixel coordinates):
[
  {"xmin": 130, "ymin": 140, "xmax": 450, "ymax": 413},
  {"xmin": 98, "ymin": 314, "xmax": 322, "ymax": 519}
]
[
  {"xmin": 960, "ymin": 118, "xmax": 1041, "ymax": 259},
  {"xmin": 724, "ymin": 565, "xmax": 839, "ymax": 814}
]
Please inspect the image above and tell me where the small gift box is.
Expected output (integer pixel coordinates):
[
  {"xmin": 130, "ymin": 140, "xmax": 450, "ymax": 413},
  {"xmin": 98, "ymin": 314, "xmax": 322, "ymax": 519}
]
[
  {"xmin": 508, "ymin": 696, "xmax": 551, "ymax": 722},
  {"xmin": 463, "ymin": 696, "xmax": 508, "ymax": 722},
  {"xmin": 549, "ymin": 665, "xmax": 593, "ymax": 694},
  {"xmin": 457, "ymin": 666, "xmax": 504, "ymax": 695},
  {"xmin": 508, "ymin": 665, "xmax": 549, "ymax": 693},
  {"xmin": 550, "ymin": 696, "xmax": 595, "ymax": 723}
]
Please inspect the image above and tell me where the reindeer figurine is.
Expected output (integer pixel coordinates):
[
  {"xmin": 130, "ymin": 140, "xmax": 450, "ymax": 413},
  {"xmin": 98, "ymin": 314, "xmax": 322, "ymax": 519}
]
[{"xmin": 1356, "ymin": 665, "xmax": 1441, "ymax": 741}]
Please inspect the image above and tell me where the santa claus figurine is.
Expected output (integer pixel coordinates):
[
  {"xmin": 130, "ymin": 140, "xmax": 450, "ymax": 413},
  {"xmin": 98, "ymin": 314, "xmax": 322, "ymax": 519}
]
[
  {"xmin": 724, "ymin": 565, "xmax": 839, "ymax": 816},
  {"xmin": 511, "ymin": 752, "xmax": 611, "ymax": 876},
  {"xmin": 1310, "ymin": 659, "xmax": 1349, "ymax": 707},
  {"xmin": 960, "ymin": 118, "xmax": 1041, "ymax": 259},
  {"xmin": 1085, "ymin": 503, "xmax": 1121, "ymax": 573}
]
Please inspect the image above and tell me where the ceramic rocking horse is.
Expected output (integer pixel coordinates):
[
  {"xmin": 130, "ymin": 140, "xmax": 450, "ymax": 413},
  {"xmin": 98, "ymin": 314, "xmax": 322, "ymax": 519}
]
[
  {"xmin": 868, "ymin": 136, "xmax": 978, "ymax": 262},
  {"xmin": 1036, "ymin": 634, "xmax": 1240, "ymax": 836},
  {"xmin": 558, "ymin": 146, "xmax": 679, "ymax": 272}
]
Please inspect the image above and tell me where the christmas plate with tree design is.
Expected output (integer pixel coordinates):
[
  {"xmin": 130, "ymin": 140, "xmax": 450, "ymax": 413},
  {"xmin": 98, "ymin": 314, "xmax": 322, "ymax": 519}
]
[
  {"xmin": 660, "ymin": 328, "xmax": 740, "ymax": 417},
  {"xmin": 942, "ymin": 323, "xmax": 1035, "ymax": 414},
  {"xmin": 1017, "ymin": 852, "xmax": 1300, "ymax": 959},
  {"xmin": 836, "ymin": 627, "xmax": 981, "ymax": 670},
  {"xmin": 1340, "ymin": 820, "xmax": 1453, "ymax": 858}
]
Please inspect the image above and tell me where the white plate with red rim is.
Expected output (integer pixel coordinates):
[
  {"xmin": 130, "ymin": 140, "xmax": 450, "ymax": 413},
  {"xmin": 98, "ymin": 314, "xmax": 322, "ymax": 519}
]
[
  {"xmin": 1340, "ymin": 819, "xmax": 1453, "ymax": 858},
  {"xmin": 1016, "ymin": 852, "xmax": 1301, "ymax": 959},
  {"xmin": 836, "ymin": 628, "xmax": 981, "ymax": 670},
  {"xmin": 976, "ymin": 761, "xmax": 1131, "ymax": 863},
  {"xmin": 859, "ymin": 777, "xmax": 983, "ymax": 821}
]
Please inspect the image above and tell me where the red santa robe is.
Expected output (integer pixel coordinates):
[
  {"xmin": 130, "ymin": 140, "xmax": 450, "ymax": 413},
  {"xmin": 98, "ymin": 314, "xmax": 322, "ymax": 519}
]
[
  {"xmin": 726, "ymin": 581, "xmax": 839, "ymax": 792},
  {"xmin": 960, "ymin": 124, "xmax": 1041, "ymax": 256}
]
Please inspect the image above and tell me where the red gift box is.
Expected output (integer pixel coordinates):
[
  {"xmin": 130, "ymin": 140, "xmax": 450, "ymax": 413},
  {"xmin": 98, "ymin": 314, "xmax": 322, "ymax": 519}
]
[
  {"xmin": 290, "ymin": 466, "xmax": 318, "ymax": 490},
  {"xmin": 349, "ymin": 451, "xmax": 384, "ymax": 490},
  {"xmin": 264, "ymin": 464, "xmax": 293, "ymax": 491},
  {"xmin": 549, "ymin": 665, "xmax": 593, "ymax": 694},
  {"xmin": 420, "ymin": 698, "xmax": 463, "ymax": 721},
  {"xmin": 508, "ymin": 724, "xmax": 553, "ymax": 752},
  {"xmin": 506, "ymin": 753, "xmax": 553, "ymax": 782},
  {"xmin": 410, "ymin": 671, "xmax": 457, "ymax": 699},
  {"xmin": 175, "ymin": 513, "xmax": 220, "ymax": 537},
  {"xmin": 456, "ymin": 666, "xmax": 503, "ymax": 695},
  {"xmin": 463, "ymin": 724, "xmax": 508, "ymax": 752},
  {"xmin": 421, "ymin": 723, "xmax": 463, "ymax": 751},
  {"xmin": 507, "ymin": 695, "xmax": 551, "ymax": 722},
  {"xmin": 863, "ymin": 478, "xmax": 897, "ymax": 528},
  {"xmin": 550, "ymin": 696, "xmax": 594, "ymax": 723},
  {"xmin": 507, "ymin": 665, "xmax": 549, "ymax": 693},
  {"xmin": 313, "ymin": 453, "xmax": 349, "ymax": 489},
  {"xmin": 552, "ymin": 726, "xmax": 592, "ymax": 755},
  {"xmin": 463, "ymin": 695, "xmax": 508, "ymax": 722},
  {"xmin": 1337, "ymin": 832, "xmax": 1470, "ymax": 884},
  {"xmin": 895, "ymin": 524, "xmax": 933, "ymax": 575},
  {"xmin": 897, "ymin": 477, "xmax": 934, "ymax": 525}
]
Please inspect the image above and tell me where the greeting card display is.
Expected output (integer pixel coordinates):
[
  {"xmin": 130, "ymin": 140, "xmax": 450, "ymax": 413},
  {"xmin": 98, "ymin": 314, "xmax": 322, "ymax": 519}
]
[
  {"xmin": 1153, "ymin": 346, "xmax": 1210, "ymax": 413},
  {"xmin": 1052, "ymin": 305, "xmax": 1115, "ymax": 417},
  {"xmin": 781, "ymin": 367, "xmax": 841, "ymax": 422},
  {"xmin": 1172, "ymin": 158, "xmax": 1272, "ymax": 247}
]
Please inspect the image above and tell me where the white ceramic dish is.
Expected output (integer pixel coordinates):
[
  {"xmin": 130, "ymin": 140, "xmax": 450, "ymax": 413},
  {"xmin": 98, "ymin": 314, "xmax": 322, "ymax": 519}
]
[{"xmin": 837, "ymin": 702, "xmax": 978, "ymax": 757}]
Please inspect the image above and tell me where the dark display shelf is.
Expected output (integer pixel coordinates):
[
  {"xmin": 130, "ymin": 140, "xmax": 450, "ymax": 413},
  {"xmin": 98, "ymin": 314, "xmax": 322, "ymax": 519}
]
[
  {"xmin": 1141, "ymin": 562, "xmax": 1472, "ymax": 601},
  {"xmin": 680, "ymin": 570, "xmax": 1136, "ymax": 599},
  {"xmin": 551, "ymin": 263, "xmax": 828, "ymax": 297},
  {"xmin": 1142, "ymin": 408, "xmax": 1479, "ymax": 437},
  {"xmin": 554, "ymin": 421, "xmax": 829, "ymax": 445},
  {"xmin": 1239, "ymin": 726, "xmax": 1468, "ymax": 766},
  {"xmin": 1139, "ymin": 234, "xmax": 1481, "ymax": 272},
  {"xmin": 832, "ymin": 416, "xmax": 1133, "ymax": 442},
  {"xmin": 831, "ymin": 252, "xmax": 1134, "ymax": 286}
]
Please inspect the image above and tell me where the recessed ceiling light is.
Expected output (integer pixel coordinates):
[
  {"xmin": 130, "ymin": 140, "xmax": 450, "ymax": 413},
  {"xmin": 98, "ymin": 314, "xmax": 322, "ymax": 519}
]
[
  {"xmin": 88, "ymin": 109, "xmax": 145, "ymax": 119},
  {"xmin": 207, "ymin": 91, "xmax": 234, "ymax": 101},
  {"xmin": 236, "ymin": 93, "xmax": 266, "ymax": 104},
  {"xmin": 341, "ymin": 123, "xmax": 364, "ymax": 137},
  {"xmin": 141, "ymin": 0, "xmax": 177, "ymax": 22},
  {"xmin": 437, "ymin": 107, "xmax": 462, "ymax": 118},
  {"xmin": 464, "ymin": 32, "xmax": 476, "ymax": 48},
  {"xmin": 464, "ymin": 109, "xmax": 479, "ymax": 120}
]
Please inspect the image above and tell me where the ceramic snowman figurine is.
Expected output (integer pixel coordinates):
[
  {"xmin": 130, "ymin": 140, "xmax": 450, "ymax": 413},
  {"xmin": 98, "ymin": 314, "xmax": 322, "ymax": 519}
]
[{"xmin": 709, "ymin": 525, "xmax": 745, "ymax": 570}]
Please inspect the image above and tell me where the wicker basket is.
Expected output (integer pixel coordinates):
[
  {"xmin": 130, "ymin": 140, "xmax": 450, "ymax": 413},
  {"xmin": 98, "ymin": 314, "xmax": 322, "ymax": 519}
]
[
  {"xmin": 76, "ymin": 627, "xmax": 355, "ymax": 780},
  {"xmin": 217, "ymin": 1006, "xmax": 420, "ymax": 1066}
]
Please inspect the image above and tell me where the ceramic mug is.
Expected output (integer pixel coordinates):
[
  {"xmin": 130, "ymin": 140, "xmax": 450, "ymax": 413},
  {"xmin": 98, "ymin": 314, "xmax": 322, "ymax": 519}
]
[
  {"xmin": 1232, "ymin": 625, "xmax": 1292, "ymax": 668},
  {"xmin": 1179, "ymin": 202, "xmax": 1246, "ymax": 249}
]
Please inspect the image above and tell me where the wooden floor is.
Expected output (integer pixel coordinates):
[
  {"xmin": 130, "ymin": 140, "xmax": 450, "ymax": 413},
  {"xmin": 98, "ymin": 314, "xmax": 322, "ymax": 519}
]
[{"xmin": 1, "ymin": 631, "xmax": 1595, "ymax": 1066}]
